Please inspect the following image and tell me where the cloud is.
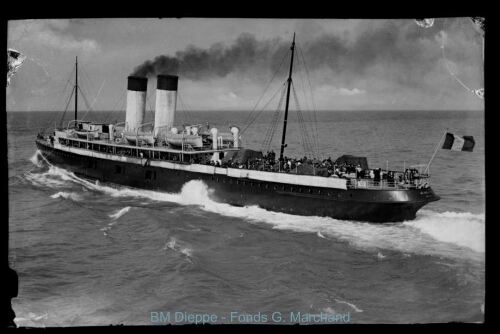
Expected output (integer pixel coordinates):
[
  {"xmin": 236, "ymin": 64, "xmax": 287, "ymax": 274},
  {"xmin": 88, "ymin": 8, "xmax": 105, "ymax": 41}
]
[
  {"xmin": 9, "ymin": 20, "xmax": 101, "ymax": 56},
  {"xmin": 316, "ymin": 85, "xmax": 366, "ymax": 97},
  {"xmin": 217, "ymin": 92, "xmax": 239, "ymax": 101},
  {"xmin": 338, "ymin": 88, "xmax": 366, "ymax": 96}
]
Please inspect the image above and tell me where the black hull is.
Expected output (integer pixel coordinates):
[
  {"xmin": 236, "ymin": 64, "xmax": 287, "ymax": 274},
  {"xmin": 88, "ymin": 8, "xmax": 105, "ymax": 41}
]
[{"xmin": 36, "ymin": 140, "xmax": 440, "ymax": 223}]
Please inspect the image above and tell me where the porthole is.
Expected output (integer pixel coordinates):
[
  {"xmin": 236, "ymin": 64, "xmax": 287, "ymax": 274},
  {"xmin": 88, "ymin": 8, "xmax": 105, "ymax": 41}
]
[
  {"xmin": 308, "ymin": 189, "xmax": 312, "ymax": 194},
  {"xmin": 290, "ymin": 187, "xmax": 294, "ymax": 192},
  {"xmin": 318, "ymin": 190, "xmax": 322, "ymax": 195},
  {"xmin": 281, "ymin": 186, "xmax": 285, "ymax": 191},
  {"xmin": 328, "ymin": 192, "xmax": 332, "ymax": 196},
  {"xmin": 266, "ymin": 184, "xmax": 269, "ymax": 189}
]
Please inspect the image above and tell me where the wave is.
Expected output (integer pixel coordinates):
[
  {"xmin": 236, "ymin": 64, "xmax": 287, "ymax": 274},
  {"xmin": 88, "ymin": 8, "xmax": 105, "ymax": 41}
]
[
  {"xmin": 108, "ymin": 207, "xmax": 131, "ymax": 220},
  {"xmin": 100, "ymin": 207, "xmax": 131, "ymax": 236},
  {"xmin": 405, "ymin": 210, "xmax": 485, "ymax": 253},
  {"xmin": 160, "ymin": 237, "xmax": 193, "ymax": 262},
  {"xmin": 50, "ymin": 191, "xmax": 83, "ymax": 201},
  {"xmin": 334, "ymin": 299, "xmax": 363, "ymax": 313},
  {"xmin": 32, "ymin": 166, "xmax": 485, "ymax": 261},
  {"xmin": 170, "ymin": 182, "xmax": 485, "ymax": 261},
  {"xmin": 29, "ymin": 150, "xmax": 44, "ymax": 167}
]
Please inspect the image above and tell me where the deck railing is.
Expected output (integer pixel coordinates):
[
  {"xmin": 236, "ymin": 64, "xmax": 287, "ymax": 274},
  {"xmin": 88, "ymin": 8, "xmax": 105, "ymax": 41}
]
[
  {"xmin": 49, "ymin": 135, "xmax": 431, "ymax": 189},
  {"xmin": 347, "ymin": 175, "xmax": 430, "ymax": 190}
]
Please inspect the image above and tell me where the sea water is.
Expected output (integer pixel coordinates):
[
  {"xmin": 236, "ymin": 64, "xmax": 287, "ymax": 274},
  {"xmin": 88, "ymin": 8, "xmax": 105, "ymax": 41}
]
[{"xmin": 7, "ymin": 110, "xmax": 485, "ymax": 325}]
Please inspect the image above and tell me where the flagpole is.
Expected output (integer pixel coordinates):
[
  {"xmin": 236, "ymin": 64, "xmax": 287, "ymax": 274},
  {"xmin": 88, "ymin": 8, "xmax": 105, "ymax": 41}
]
[{"xmin": 424, "ymin": 129, "xmax": 448, "ymax": 174}]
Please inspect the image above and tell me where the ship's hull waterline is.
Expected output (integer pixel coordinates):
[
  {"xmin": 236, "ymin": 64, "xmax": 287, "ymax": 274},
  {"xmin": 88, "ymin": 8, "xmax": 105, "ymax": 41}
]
[{"xmin": 36, "ymin": 140, "xmax": 440, "ymax": 223}]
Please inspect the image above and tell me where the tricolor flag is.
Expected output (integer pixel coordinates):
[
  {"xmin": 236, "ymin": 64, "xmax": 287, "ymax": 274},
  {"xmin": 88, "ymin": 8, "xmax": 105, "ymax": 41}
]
[{"xmin": 442, "ymin": 133, "xmax": 475, "ymax": 152}]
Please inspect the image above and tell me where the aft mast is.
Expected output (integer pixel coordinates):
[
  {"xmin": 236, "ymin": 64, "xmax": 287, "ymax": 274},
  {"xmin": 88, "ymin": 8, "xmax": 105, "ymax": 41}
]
[
  {"xmin": 279, "ymin": 33, "xmax": 296, "ymax": 161},
  {"xmin": 75, "ymin": 56, "xmax": 78, "ymax": 122}
]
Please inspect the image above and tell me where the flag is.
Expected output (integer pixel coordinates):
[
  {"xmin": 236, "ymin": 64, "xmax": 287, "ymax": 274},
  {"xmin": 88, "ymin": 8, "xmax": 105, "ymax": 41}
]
[{"xmin": 442, "ymin": 133, "xmax": 475, "ymax": 152}]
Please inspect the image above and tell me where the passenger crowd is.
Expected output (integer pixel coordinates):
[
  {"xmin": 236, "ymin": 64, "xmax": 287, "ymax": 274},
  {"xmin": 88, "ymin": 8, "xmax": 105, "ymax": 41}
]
[{"xmin": 191, "ymin": 150, "xmax": 422, "ymax": 183}]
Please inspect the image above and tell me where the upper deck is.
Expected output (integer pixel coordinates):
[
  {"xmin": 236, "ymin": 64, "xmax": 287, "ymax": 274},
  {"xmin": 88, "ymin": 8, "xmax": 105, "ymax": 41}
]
[{"xmin": 40, "ymin": 129, "xmax": 432, "ymax": 192}]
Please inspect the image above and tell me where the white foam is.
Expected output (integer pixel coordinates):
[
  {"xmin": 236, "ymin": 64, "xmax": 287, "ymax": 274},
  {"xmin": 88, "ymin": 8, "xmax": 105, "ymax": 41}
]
[
  {"xmin": 180, "ymin": 247, "xmax": 193, "ymax": 258},
  {"xmin": 101, "ymin": 219, "xmax": 120, "ymax": 235},
  {"xmin": 25, "ymin": 169, "xmax": 68, "ymax": 188},
  {"xmin": 50, "ymin": 191, "xmax": 83, "ymax": 201},
  {"xmin": 161, "ymin": 237, "xmax": 193, "ymax": 262},
  {"xmin": 405, "ymin": 210, "xmax": 485, "ymax": 253},
  {"xmin": 334, "ymin": 299, "xmax": 363, "ymax": 313},
  {"xmin": 166, "ymin": 237, "xmax": 177, "ymax": 250},
  {"xmin": 29, "ymin": 150, "xmax": 43, "ymax": 167},
  {"xmin": 108, "ymin": 207, "xmax": 131, "ymax": 220},
  {"xmin": 37, "ymin": 168, "xmax": 485, "ymax": 261}
]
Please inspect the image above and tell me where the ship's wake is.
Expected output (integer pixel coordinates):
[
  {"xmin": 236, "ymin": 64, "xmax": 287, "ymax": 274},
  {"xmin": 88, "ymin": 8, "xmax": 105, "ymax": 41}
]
[{"xmin": 26, "ymin": 155, "xmax": 485, "ymax": 261}]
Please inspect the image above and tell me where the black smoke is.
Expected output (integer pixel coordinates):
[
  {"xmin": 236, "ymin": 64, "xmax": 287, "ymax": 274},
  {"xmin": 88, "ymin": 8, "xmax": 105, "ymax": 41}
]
[
  {"xmin": 131, "ymin": 20, "xmax": 454, "ymax": 89},
  {"xmin": 131, "ymin": 33, "xmax": 289, "ymax": 80}
]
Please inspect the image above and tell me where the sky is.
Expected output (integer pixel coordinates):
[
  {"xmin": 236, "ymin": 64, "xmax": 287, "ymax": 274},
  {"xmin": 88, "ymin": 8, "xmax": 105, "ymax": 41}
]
[{"xmin": 6, "ymin": 17, "xmax": 484, "ymax": 112}]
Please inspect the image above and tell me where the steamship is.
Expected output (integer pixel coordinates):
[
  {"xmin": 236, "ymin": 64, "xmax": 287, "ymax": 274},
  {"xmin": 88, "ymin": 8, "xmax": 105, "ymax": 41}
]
[{"xmin": 35, "ymin": 35, "xmax": 440, "ymax": 223}]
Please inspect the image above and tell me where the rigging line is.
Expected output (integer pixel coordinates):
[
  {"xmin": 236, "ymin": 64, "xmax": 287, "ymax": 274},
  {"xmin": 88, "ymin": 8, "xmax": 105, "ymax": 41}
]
[
  {"xmin": 261, "ymin": 85, "xmax": 287, "ymax": 151},
  {"xmin": 295, "ymin": 92, "xmax": 315, "ymax": 158},
  {"xmin": 77, "ymin": 86, "xmax": 97, "ymax": 122},
  {"xmin": 56, "ymin": 86, "xmax": 75, "ymax": 130},
  {"xmin": 82, "ymin": 78, "xmax": 100, "ymax": 122},
  {"xmin": 294, "ymin": 48, "xmax": 315, "ymax": 156},
  {"xmin": 292, "ymin": 83, "xmax": 314, "ymax": 158},
  {"xmin": 241, "ymin": 49, "xmax": 291, "ymax": 130},
  {"xmin": 45, "ymin": 66, "xmax": 76, "ymax": 130},
  {"xmin": 88, "ymin": 80, "xmax": 106, "ymax": 114},
  {"xmin": 294, "ymin": 43, "xmax": 311, "ymax": 111},
  {"xmin": 263, "ymin": 89, "xmax": 285, "ymax": 147},
  {"xmin": 103, "ymin": 88, "xmax": 127, "ymax": 123},
  {"xmin": 294, "ymin": 44, "xmax": 318, "ymax": 158},
  {"xmin": 297, "ymin": 40, "xmax": 320, "ymax": 158},
  {"xmin": 265, "ymin": 90, "xmax": 286, "ymax": 151},
  {"xmin": 52, "ymin": 68, "xmax": 75, "ymax": 113},
  {"xmin": 77, "ymin": 77, "xmax": 93, "ymax": 121},
  {"xmin": 177, "ymin": 93, "xmax": 195, "ymax": 125},
  {"xmin": 181, "ymin": 94, "xmax": 196, "ymax": 125},
  {"xmin": 241, "ymin": 81, "xmax": 288, "ymax": 135},
  {"xmin": 80, "ymin": 64, "xmax": 101, "ymax": 110},
  {"xmin": 79, "ymin": 69, "xmax": 104, "ymax": 123}
]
